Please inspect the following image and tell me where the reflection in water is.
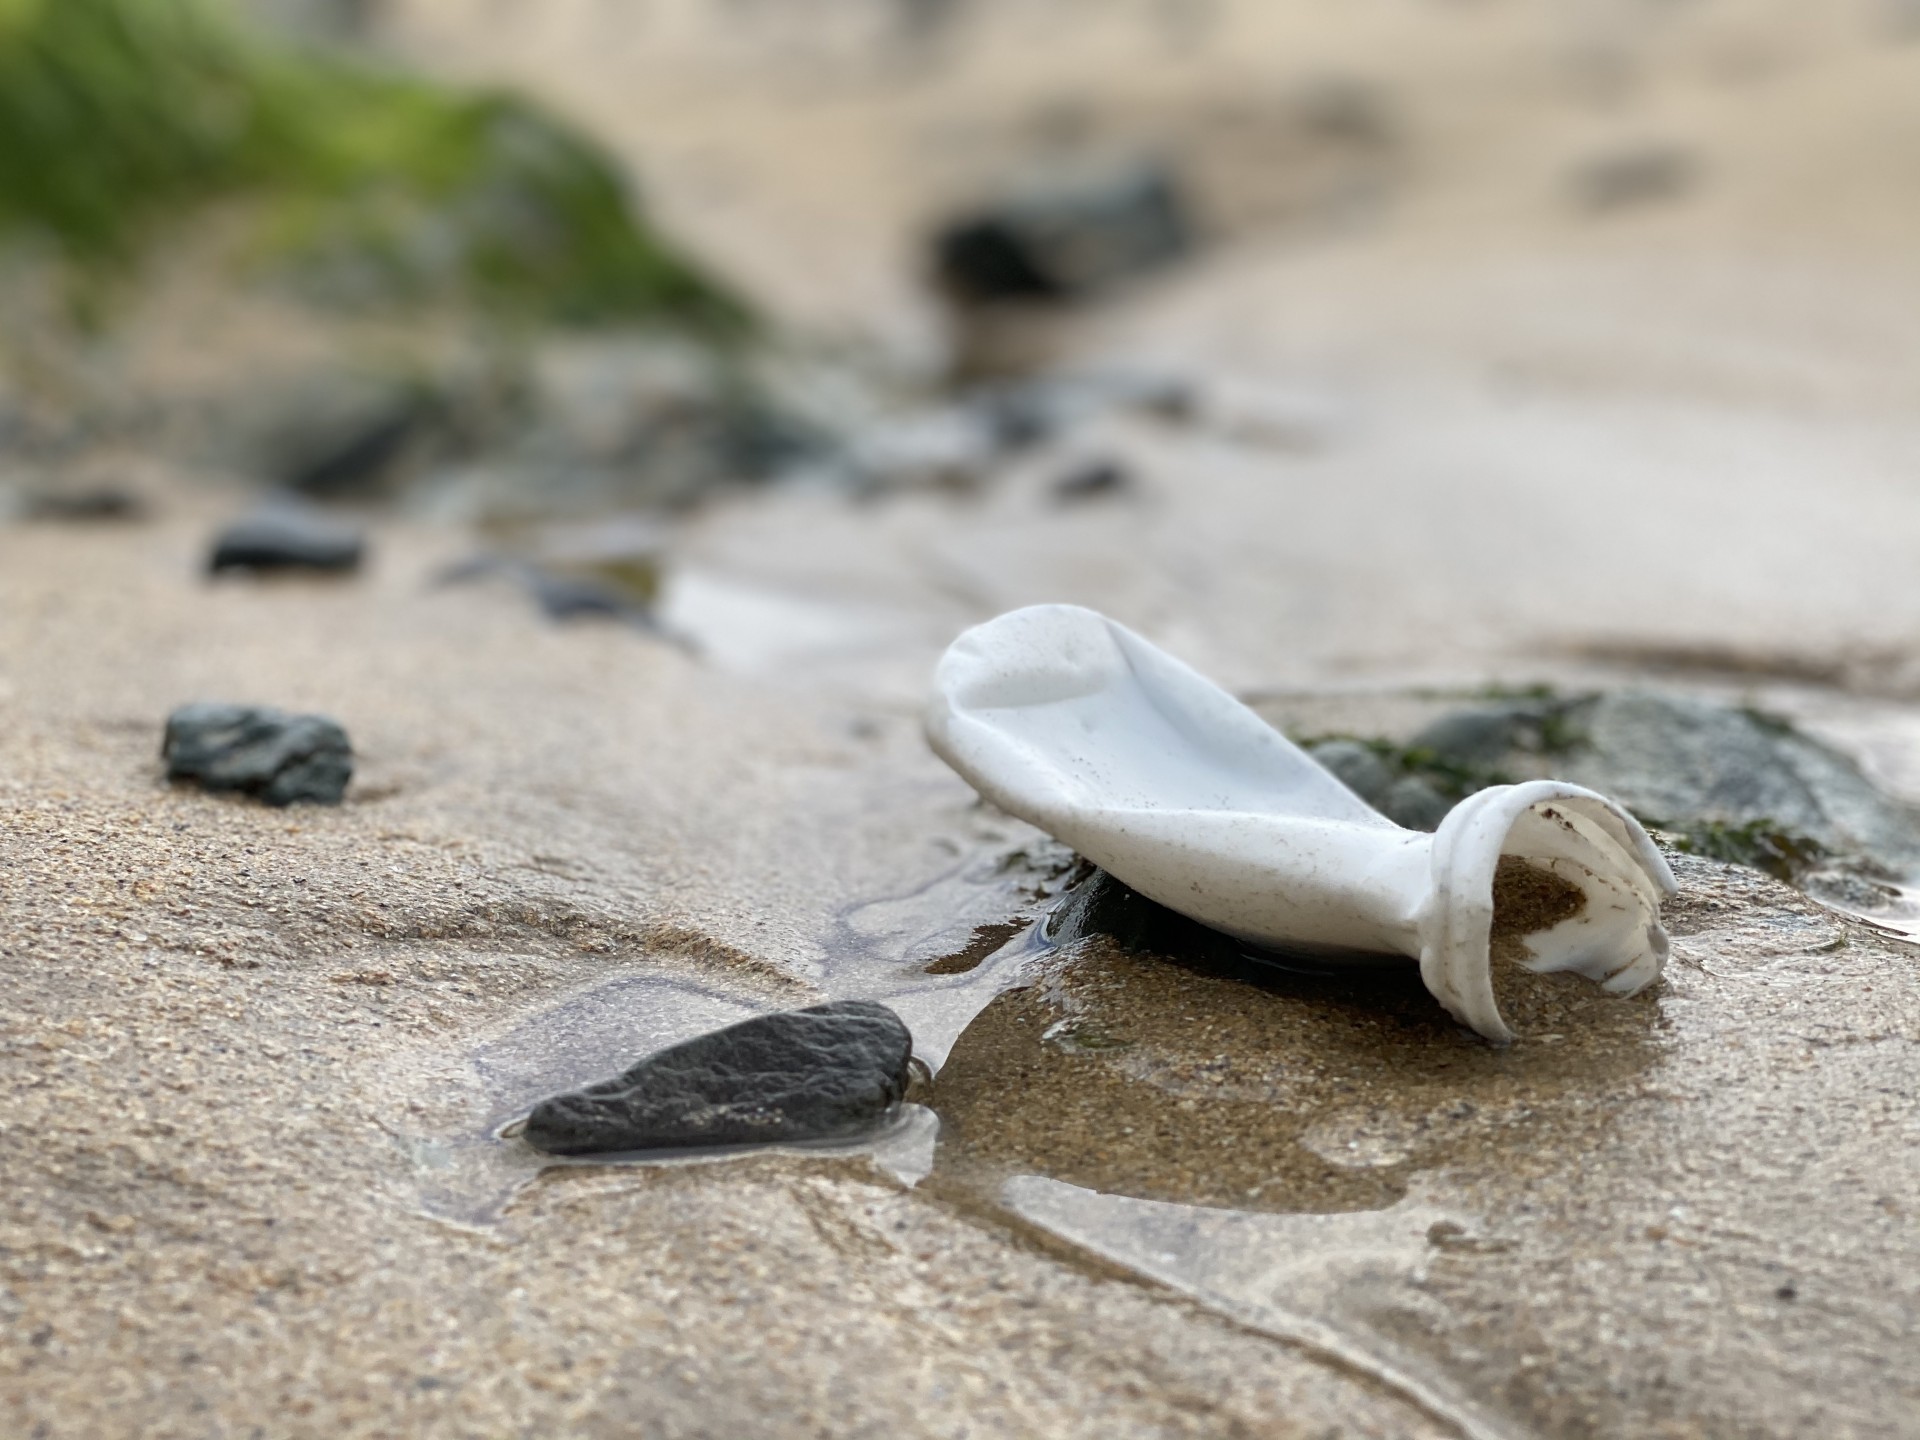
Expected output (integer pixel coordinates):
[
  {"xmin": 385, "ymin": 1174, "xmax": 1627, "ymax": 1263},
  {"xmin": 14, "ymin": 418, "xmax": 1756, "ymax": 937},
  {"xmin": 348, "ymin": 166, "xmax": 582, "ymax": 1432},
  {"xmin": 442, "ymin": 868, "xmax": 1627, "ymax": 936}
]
[
  {"xmin": 387, "ymin": 973, "xmax": 761, "ymax": 1223},
  {"xmin": 1003, "ymin": 1175, "xmax": 1525, "ymax": 1440},
  {"xmin": 831, "ymin": 841, "xmax": 1077, "ymax": 1070},
  {"xmin": 395, "ymin": 1098, "xmax": 940, "ymax": 1229},
  {"xmin": 1006, "ymin": 1175, "xmax": 1528, "ymax": 1440}
]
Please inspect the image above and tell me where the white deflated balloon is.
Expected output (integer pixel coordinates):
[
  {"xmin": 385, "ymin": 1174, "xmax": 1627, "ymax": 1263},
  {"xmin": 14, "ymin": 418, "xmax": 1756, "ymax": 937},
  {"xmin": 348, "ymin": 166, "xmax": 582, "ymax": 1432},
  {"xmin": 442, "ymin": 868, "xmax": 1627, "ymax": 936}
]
[{"xmin": 925, "ymin": 604, "xmax": 1676, "ymax": 1043}]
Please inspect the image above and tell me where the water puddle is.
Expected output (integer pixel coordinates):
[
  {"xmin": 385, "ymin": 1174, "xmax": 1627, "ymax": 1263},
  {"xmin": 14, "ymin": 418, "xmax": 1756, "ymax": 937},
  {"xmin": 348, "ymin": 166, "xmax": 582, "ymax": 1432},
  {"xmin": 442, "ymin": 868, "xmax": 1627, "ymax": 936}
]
[
  {"xmin": 378, "ymin": 814, "xmax": 1798, "ymax": 1429},
  {"xmin": 394, "ymin": 1095, "xmax": 939, "ymax": 1229},
  {"xmin": 383, "ymin": 843, "xmax": 1074, "ymax": 1224},
  {"xmin": 933, "ymin": 850, "xmax": 1897, "ymax": 1438},
  {"xmin": 385, "ymin": 838, "xmax": 1670, "ymax": 1227},
  {"xmin": 929, "ymin": 944, "xmax": 1660, "ymax": 1219},
  {"xmin": 471, "ymin": 974, "xmax": 762, "ymax": 1128},
  {"xmin": 384, "ymin": 968, "xmax": 944, "ymax": 1225}
]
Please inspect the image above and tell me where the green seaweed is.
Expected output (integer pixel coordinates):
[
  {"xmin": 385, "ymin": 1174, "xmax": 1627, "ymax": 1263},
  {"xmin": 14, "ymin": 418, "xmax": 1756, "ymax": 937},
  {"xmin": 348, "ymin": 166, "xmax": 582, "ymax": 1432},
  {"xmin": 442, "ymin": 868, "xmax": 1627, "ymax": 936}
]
[
  {"xmin": 1532, "ymin": 704, "xmax": 1590, "ymax": 758},
  {"xmin": 0, "ymin": 0, "xmax": 746, "ymax": 330},
  {"xmin": 1736, "ymin": 704, "xmax": 1801, "ymax": 740},
  {"xmin": 1654, "ymin": 818, "xmax": 1827, "ymax": 885},
  {"xmin": 1465, "ymin": 682, "xmax": 1559, "ymax": 704}
]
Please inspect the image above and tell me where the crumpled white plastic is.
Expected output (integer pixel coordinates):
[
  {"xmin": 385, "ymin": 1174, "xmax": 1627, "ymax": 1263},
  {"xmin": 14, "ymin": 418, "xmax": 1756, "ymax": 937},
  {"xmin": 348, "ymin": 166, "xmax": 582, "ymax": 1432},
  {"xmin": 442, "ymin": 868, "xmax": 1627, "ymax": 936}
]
[{"xmin": 926, "ymin": 604, "xmax": 1676, "ymax": 1043}]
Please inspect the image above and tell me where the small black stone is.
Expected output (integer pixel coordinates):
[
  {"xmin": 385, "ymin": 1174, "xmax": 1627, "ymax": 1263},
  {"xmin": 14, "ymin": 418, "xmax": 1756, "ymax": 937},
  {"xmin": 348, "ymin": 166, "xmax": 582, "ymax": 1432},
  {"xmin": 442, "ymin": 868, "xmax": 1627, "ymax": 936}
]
[
  {"xmin": 23, "ymin": 486, "xmax": 147, "ymax": 522},
  {"xmin": 208, "ymin": 506, "xmax": 364, "ymax": 574},
  {"xmin": 163, "ymin": 703, "xmax": 353, "ymax": 806},
  {"xmin": 526, "ymin": 569, "xmax": 639, "ymax": 622},
  {"xmin": 522, "ymin": 1000, "xmax": 915, "ymax": 1156},
  {"xmin": 281, "ymin": 399, "xmax": 423, "ymax": 497},
  {"xmin": 932, "ymin": 161, "xmax": 1191, "ymax": 306},
  {"xmin": 221, "ymin": 368, "xmax": 435, "ymax": 498}
]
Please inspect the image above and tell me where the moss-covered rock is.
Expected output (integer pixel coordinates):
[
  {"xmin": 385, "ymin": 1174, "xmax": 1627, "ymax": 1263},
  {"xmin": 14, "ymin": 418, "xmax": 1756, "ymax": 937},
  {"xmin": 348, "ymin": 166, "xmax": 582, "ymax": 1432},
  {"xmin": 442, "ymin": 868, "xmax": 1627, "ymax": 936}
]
[
  {"xmin": 0, "ymin": 0, "xmax": 745, "ymax": 330},
  {"xmin": 1301, "ymin": 688, "xmax": 1920, "ymax": 910}
]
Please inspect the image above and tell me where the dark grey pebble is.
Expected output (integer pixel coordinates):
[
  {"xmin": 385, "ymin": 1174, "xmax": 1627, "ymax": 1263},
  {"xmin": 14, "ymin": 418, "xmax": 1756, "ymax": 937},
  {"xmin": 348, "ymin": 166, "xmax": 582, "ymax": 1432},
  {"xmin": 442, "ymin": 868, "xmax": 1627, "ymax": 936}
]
[
  {"xmin": 522, "ymin": 1000, "xmax": 914, "ymax": 1156},
  {"xmin": 208, "ymin": 506, "xmax": 364, "ymax": 574},
  {"xmin": 163, "ymin": 703, "xmax": 353, "ymax": 806},
  {"xmin": 1377, "ymin": 774, "xmax": 1454, "ymax": 832},
  {"xmin": 932, "ymin": 160, "xmax": 1191, "ymax": 306},
  {"xmin": 526, "ymin": 569, "xmax": 643, "ymax": 622},
  {"xmin": 23, "ymin": 486, "xmax": 147, "ymax": 522},
  {"xmin": 279, "ymin": 391, "xmax": 427, "ymax": 498},
  {"xmin": 1304, "ymin": 739, "xmax": 1394, "ymax": 804}
]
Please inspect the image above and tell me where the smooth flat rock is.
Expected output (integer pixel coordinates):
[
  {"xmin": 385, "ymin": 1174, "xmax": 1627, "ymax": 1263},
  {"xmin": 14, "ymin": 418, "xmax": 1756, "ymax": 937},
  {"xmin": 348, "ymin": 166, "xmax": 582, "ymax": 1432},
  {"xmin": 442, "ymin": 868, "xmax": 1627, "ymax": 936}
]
[
  {"xmin": 523, "ymin": 1000, "xmax": 914, "ymax": 1155},
  {"xmin": 162, "ymin": 703, "xmax": 353, "ymax": 806}
]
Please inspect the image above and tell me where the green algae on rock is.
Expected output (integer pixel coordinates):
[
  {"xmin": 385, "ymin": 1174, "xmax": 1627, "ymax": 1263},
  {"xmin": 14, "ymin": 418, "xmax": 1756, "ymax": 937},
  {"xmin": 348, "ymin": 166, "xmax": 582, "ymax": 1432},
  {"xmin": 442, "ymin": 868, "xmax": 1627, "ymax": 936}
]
[
  {"xmin": 0, "ymin": 0, "xmax": 745, "ymax": 330},
  {"xmin": 1311, "ymin": 690, "xmax": 1920, "ymax": 917}
]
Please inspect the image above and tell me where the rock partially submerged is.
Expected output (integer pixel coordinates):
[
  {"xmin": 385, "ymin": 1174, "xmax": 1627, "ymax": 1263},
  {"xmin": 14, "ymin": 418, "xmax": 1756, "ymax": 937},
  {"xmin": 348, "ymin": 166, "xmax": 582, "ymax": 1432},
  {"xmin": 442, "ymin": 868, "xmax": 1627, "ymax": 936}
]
[
  {"xmin": 208, "ymin": 504, "xmax": 365, "ymax": 574},
  {"xmin": 928, "ymin": 606, "xmax": 1675, "ymax": 1043},
  {"xmin": 522, "ymin": 1000, "xmax": 915, "ymax": 1155},
  {"xmin": 163, "ymin": 703, "xmax": 353, "ymax": 805}
]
